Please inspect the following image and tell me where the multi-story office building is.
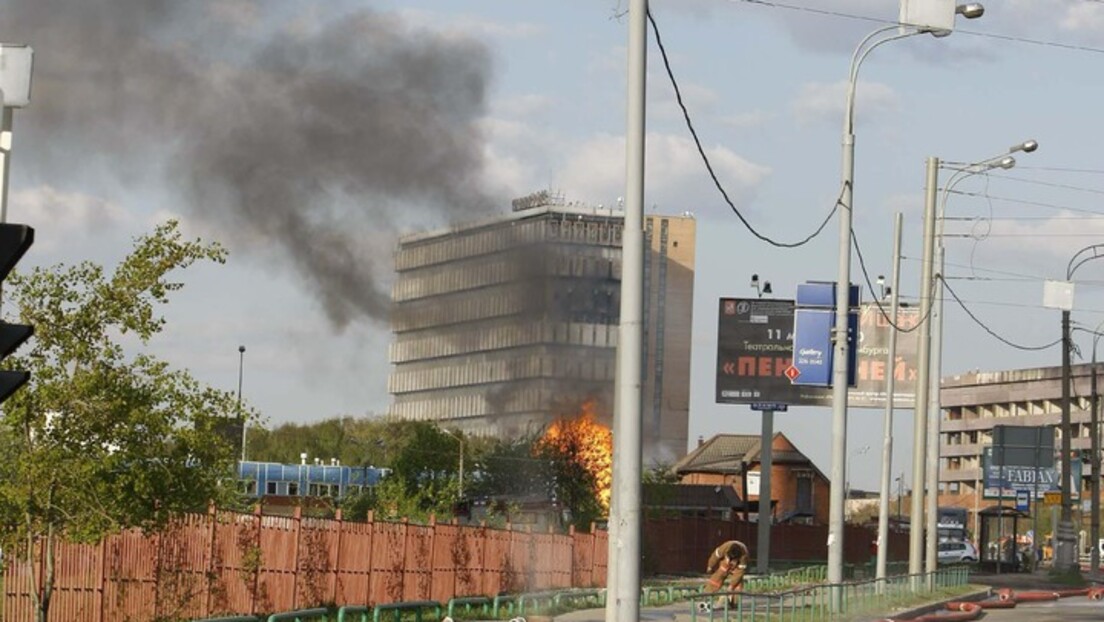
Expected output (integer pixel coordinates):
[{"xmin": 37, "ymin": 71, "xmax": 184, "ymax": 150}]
[
  {"xmin": 388, "ymin": 192, "xmax": 695, "ymax": 464},
  {"xmin": 937, "ymin": 364, "xmax": 1100, "ymax": 534}
]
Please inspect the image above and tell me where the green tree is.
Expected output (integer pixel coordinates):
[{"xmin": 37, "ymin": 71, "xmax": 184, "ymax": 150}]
[{"xmin": 0, "ymin": 221, "xmax": 245, "ymax": 622}]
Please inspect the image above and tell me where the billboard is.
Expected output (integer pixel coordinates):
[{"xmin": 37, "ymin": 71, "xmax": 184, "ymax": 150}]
[
  {"xmin": 982, "ymin": 445, "xmax": 1081, "ymax": 500},
  {"xmin": 715, "ymin": 298, "xmax": 919, "ymax": 408}
]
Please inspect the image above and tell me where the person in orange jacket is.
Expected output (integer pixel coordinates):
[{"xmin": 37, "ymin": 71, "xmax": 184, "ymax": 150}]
[{"xmin": 704, "ymin": 540, "xmax": 750, "ymax": 606}]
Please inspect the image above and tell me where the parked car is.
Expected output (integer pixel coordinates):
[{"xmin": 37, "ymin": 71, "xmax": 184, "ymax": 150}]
[{"xmin": 937, "ymin": 540, "xmax": 978, "ymax": 564}]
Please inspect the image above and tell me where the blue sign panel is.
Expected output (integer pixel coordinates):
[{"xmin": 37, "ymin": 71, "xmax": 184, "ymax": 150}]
[
  {"xmin": 751, "ymin": 402, "xmax": 789, "ymax": 412},
  {"xmin": 791, "ymin": 282, "xmax": 859, "ymax": 387},
  {"xmin": 982, "ymin": 446, "xmax": 1082, "ymax": 500},
  {"xmin": 1015, "ymin": 490, "xmax": 1030, "ymax": 512},
  {"xmin": 792, "ymin": 308, "xmax": 833, "ymax": 386}
]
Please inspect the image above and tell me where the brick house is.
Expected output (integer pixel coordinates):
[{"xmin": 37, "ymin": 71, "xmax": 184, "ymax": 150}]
[{"xmin": 672, "ymin": 432, "xmax": 830, "ymax": 525}]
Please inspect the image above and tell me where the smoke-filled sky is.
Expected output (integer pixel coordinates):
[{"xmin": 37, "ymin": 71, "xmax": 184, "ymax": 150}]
[{"xmin": 3, "ymin": 0, "xmax": 1104, "ymax": 489}]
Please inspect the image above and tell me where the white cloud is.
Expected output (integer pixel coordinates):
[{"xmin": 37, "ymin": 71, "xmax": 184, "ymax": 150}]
[
  {"xmin": 720, "ymin": 110, "xmax": 775, "ymax": 129},
  {"xmin": 973, "ymin": 211, "xmax": 1104, "ymax": 258},
  {"xmin": 554, "ymin": 132, "xmax": 771, "ymax": 212},
  {"xmin": 493, "ymin": 94, "xmax": 556, "ymax": 119},
  {"xmin": 395, "ymin": 8, "xmax": 544, "ymax": 40},
  {"xmin": 11, "ymin": 186, "xmax": 129, "ymax": 251},
  {"xmin": 791, "ymin": 80, "xmax": 899, "ymax": 126},
  {"xmin": 1060, "ymin": 2, "xmax": 1104, "ymax": 35}
]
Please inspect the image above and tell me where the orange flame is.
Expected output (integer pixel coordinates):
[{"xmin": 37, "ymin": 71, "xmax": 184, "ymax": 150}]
[{"xmin": 540, "ymin": 399, "xmax": 613, "ymax": 511}]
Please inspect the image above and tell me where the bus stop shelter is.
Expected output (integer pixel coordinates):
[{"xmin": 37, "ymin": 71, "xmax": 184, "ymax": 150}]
[{"xmin": 978, "ymin": 505, "xmax": 1029, "ymax": 573}]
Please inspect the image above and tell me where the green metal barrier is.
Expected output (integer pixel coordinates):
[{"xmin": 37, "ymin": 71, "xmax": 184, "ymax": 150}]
[
  {"xmin": 446, "ymin": 596, "xmax": 493, "ymax": 618},
  {"xmin": 517, "ymin": 591, "xmax": 558, "ymax": 615},
  {"xmin": 335, "ymin": 605, "xmax": 370, "ymax": 622},
  {"xmin": 553, "ymin": 589, "xmax": 605, "ymax": 609},
  {"xmin": 685, "ymin": 566, "xmax": 971, "ymax": 621},
  {"xmin": 492, "ymin": 593, "xmax": 519, "ymax": 617},
  {"xmin": 267, "ymin": 608, "xmax": 330, "ymax": 622},
  {"xmin": 371, "ymin": 600, "xmax": 443, "ymax": 622}
]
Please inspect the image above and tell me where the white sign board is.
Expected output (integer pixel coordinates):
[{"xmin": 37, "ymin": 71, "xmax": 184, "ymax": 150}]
[
  {"xmin": 899, "ymin": 0, "xmax": 954, "ymax": 33},
  {"xmin": 1043, "ymin": 280, "xmax": 1075, "ymax": 311},
  {"xmin": 0, "ymin": 45, "xmax": 33, "ymax": 108},
  {"xmin": 746, "ymin": 471, "xmax": 760, "ymax": 496}
]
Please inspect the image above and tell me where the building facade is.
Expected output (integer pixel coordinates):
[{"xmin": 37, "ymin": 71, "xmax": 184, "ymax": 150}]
[
  {"xmin": 388, "ymin": 195, "xmax": 695, "ymax": 463},
  {"xmin": 672, "ymin": 432, "xmax": 830, "ymax": 525},
  {"xmin": 937, "ymin": 363, "xmax": 1100, "ymax": 536}
]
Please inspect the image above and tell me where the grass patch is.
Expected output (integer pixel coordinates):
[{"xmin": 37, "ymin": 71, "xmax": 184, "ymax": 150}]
[{"xmin": 1047, "ymin": 567, "xmax": 1088, "ymax": 587}]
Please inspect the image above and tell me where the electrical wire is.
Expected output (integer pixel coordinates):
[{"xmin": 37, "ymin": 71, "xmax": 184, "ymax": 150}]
[
  {"xmin": 850, "ymin": 227, "xmax": 929, "ymax": 333},
  {"xmin": 725, "ymin": 0, "xmax": 1104, "ymax": 55},
  {"xmin": 944, "ymin": 189, "xmax": 1104, "ymax": 217},
  {"xmin": 940, "ymin": 277, "xmax": 1063, "ymax": 351},
  {"xmin": 647, "ymin": 8, "xmax": 839, "ymax": 248}
]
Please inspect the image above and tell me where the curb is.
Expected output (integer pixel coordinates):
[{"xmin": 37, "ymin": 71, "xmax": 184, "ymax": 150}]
[{"xmin": 872, "ymin": 587, "xmax": 992, "ymax": 621}]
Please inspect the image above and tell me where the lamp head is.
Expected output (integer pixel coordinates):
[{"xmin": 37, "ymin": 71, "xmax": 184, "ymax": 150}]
[
  {"xmin": 876, "ymin": 275, "xmax": 885, "ymax": 287},
  {"xmin": 956, "ymin": 3, "xmax": 985, "ymax": 19},
  {"xmin": 1011, "ymin": 139, "xmax": 1039, "ymax": 154},
  {"xmin": 997, "ymin": 156, "xmax": 1016, "ymax": 170},
  {"xmin": 239, "ymin": 345, "xmax": 246, "ymax": 353},
  {"xmin": 762, "ymin": 281, "xmax": 773, "ymax": 295},
  {"xmin": 750, "ymin": 274, "xmax": 759, "ymax": 287}
]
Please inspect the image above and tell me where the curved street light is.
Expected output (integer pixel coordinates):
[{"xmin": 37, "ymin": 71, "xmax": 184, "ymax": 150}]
[
  {"xmin": 831, "ymin": 6, "xmax": 985, "ymax": 595},
  {"xmin": 909, "ymin": 139, "xmax": 1037, "ymax": 577},
  {"xmin": 1088, "ymin": 320, "xmax": 1104, "ymax": 575},
  {"xmin": 1055, "ymin": 243, "xmax": 1104, "ymax": 573}
]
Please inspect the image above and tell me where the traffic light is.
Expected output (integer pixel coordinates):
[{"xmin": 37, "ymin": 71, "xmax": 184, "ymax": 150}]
[{"xmin": 0, "ymin": 223, "xmax": 34, "ymax": 403}]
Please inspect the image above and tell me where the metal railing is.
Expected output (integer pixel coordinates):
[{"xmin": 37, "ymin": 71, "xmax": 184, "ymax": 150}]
[{"xmin": 688, "ymin": 566, "xmax": 971, "ymax": 621}]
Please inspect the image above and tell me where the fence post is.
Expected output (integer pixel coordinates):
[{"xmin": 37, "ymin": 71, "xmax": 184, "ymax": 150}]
[
  {"xmin": 364, "ymin": 510, "xmax": 375, "ymax": 606},
  {"xmin": 332, "ymin": 508, "xmax": 344, "ymax": 605},
  {"xmin": 428, "ymin": 514, "xmax": 437, "ymax": 601},
  {"xmin": 292, "ymin": 505, "xmax": 303, "ymax": 609},
  {"xmin": 480, "ymin": 521, "xmax": 489, "ymax": 596},
  {"xmin": 97, "ymin": 533, "xmax": 110, "ymax": 622},
  {"xmin": 589, "ymin": 522, "xmax": 599, "ymax": 587},
  {"xmin": 250, "ymin": 504, "xmax": 263, "ymax": 616},
  {"xmin": 204, "ymin": 504, "xmax": 217, "ymax": 617},
  {"xmin": 154, "ymin": 519, "xmax": 164, "ymax": 620},
  {"xmin": 401, "ymin": 517, "xmax": 411, "ymax": 601}
]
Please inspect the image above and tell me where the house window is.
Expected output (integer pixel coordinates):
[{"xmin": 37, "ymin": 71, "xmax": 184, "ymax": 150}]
[
  {"xmin": 240, "ymin": 480, "xmax": 257, "ymax": 495},
  {"xmin": 266, "ymin": 481, "xmax": 277, "ymax": 495},
  {"xmin": 796, "ymin": 477, "xmax": 813, "ymax": 514},
  {"xmin": 288, "ymin": 483, "xmax": 299, "ymax": 496}
]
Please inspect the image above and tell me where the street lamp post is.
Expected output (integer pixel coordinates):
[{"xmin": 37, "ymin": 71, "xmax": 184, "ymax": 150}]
[
  {"xmin": 920, "ymin": 141, "xmax": 1037, "ymax": 574},
  {"xmin": 833, "ymin": 6, "xmax": 983, "ymax": 597},
  {"xmin": 751, "ymin": 274, "xmax": 775, "ymax": 574},
  {"xmin": 1090, "ymin": 321, "xmax": 1104, "ymax": 576},
  {"xmin": 1056, "ymin": 244, "xmax": 1104, "ymax": 573},
  {"xmin": 237, "ymin": 345, "xmax": 246, "ymax": 462},
  {"xmin": 876, "ymin": 213, "xmax": 903, "ymax": 582}
]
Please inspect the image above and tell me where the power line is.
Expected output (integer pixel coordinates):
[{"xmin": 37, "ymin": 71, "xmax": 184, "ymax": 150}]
[
  {"xmin": 983, "ymin": 173, "xmax": 1104, "ymax": 196},
  {"xmin": 850, "ymin": 227, "xmax": 930, "ymax": 333},
  {"xmin": 940, "ymin": 277, "xmax": 1063, "ymax": 351},
  {"xmin": 946, "ymin": 189, "xmax": 1104, "ymax": 217},
  {"xmin": 647, "ymin": 8, "xmax": 839, "ymax": 248},
  {"xmin": 726, "ymin": 0, "xmax": 1104, "ymax": 55}
]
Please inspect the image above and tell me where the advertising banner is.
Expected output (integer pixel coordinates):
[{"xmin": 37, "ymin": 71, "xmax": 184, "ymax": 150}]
[
  {"xmin": 982, "ymin": 446, "xmax": 1082, "ymax": 500},
  {"xmin": 715, "ymin": 298, "xmax": 919, "ymax": 408}
]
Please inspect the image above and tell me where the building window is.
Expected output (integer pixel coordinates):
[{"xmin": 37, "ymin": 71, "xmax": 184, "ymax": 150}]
[
  {"xmin": 240, "ymin": 480, "xmax": 257, "ymax": 495},
  {"xmin": 266, "ymin": 481, "xmax": 278, "ymax": 495},
  {"xmin": 288, "ymin": 483, "xmax": 299, "ymax": 496}
]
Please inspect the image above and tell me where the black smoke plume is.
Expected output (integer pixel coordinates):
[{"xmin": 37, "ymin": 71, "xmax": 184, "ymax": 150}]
[{"xmin": 3, "ymin": 1, "xmax": 496, "ymax": 327}]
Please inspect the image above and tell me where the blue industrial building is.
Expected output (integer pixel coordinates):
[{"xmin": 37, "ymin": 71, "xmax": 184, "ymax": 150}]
[{"xmin": 237, "ymin": 460, "xmax": 389, "ymax": 499}]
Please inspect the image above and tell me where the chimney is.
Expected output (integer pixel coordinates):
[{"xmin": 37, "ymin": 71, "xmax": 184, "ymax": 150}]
[
  {"xmin": 300, "ymin": 452, "xmax": 308, "ymax": 465},
  {"xmin": 697, "ymin": 435, "xmax": 705, "ymax": 448}
]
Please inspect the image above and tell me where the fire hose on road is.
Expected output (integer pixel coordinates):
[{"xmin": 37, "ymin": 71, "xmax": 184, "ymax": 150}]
[{"xmin": 871, "ymin": 586, "xmax": 1104, "ymax": 622}]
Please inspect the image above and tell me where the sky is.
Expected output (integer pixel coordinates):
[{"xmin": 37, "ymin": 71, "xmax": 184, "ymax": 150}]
[{"xmin": 2, "ymin": 0, "xmax": 1104, "ymax": 492}]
